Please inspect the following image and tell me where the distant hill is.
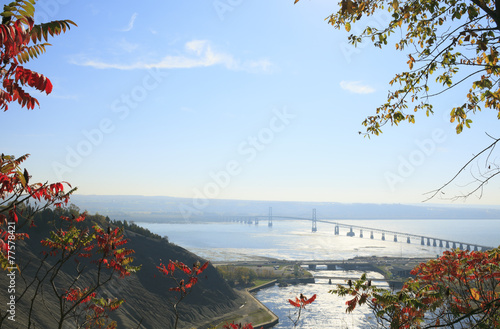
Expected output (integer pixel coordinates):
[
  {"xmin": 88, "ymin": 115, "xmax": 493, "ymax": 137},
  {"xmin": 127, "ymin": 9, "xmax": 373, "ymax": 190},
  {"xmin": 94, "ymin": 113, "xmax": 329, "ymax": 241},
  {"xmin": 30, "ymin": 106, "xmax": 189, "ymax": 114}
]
[
  {"xmin": 70, "ymin": 194, "xmax": 500, "ymax": 222},
  {"xmin": 0, "ymin": 208, "xmax": 240, "ymax": 328}
]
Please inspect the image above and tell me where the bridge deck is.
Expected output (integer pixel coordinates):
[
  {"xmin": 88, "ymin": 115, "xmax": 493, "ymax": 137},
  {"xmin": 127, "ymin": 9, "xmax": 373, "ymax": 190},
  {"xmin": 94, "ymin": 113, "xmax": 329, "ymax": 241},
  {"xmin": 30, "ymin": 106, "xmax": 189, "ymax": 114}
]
[{"xmin": 233, "ymin": 215, "xmax": 494, "ymax": 250}]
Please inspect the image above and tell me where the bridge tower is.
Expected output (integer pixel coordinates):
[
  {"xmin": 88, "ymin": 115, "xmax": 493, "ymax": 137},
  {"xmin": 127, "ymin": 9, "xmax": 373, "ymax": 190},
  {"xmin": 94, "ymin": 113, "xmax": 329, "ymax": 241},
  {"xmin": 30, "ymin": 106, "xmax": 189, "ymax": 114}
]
[
  {"xmin": 268, "ymin": 207, "xmax": 273, "ymax": 227},
  {"xmin": 312, "ymin": 208, "xmax": 317, "ymax": 232}
]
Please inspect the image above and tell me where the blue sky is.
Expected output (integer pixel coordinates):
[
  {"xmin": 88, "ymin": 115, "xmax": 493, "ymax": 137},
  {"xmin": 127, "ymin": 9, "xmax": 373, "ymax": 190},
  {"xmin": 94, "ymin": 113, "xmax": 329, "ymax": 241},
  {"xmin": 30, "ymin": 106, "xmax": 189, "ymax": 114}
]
[{"xmin": 4, "ymin": 0, "xmax": 500, "ymax": 206}]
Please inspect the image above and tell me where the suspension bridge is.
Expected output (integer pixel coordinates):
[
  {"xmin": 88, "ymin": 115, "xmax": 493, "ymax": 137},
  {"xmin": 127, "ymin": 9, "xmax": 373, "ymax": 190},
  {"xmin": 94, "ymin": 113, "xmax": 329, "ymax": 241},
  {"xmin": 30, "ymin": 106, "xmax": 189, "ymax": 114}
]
[{"xmin": 224, "ymin": 207, "xmax": 494, "ymax": 252}]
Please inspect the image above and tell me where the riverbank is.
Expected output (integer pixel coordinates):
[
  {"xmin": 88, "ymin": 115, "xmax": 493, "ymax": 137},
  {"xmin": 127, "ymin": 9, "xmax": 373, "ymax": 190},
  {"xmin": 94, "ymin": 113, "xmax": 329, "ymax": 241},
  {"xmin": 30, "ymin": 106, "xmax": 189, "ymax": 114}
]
[
  {"xmin": 197, "ymin": 284, "xmax": 279, "ymax": 328},
  {"xmin": 197, "ymin": 255, "xmax": 433, "ymax": 328}
]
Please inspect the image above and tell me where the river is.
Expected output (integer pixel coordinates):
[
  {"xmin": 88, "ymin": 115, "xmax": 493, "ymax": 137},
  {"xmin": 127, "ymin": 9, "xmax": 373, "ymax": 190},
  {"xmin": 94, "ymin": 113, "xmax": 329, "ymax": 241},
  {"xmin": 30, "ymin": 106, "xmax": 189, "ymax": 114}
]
[{"xmin": 138, "ymin": 219, "xmax": 500, "ymax": 328}]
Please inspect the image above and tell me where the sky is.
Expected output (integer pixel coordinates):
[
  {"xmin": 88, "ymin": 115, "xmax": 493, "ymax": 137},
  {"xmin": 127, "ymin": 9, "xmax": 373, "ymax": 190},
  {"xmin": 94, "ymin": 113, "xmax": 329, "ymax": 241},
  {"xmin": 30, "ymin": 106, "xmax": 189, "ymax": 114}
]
[{"xmin": 3, "ymin": 0, "xmax": 500, "ymax": 207}]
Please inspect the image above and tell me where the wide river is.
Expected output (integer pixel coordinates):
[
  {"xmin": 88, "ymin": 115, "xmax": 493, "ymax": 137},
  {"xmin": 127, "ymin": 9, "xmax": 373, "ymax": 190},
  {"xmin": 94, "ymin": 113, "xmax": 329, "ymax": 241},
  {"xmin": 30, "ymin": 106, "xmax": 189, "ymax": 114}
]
[{"xmin": 139, "ymin": 219, "xmax": 500, "ymax": 328}]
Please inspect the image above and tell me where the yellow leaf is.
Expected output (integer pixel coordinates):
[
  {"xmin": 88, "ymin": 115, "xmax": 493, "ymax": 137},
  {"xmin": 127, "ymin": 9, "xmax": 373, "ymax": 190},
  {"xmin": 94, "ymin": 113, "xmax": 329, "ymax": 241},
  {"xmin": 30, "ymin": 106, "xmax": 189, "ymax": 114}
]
[
  {"xmin": 471, "ymin": 288, "xmax": 480, "ymax": 301},
  {"xmin": 345, "ymin": 22, "xmax": 351, "ymax": 32},
  {"xmin": 392, "ymin": 0, "xmax": 399, "ymax": 10}
]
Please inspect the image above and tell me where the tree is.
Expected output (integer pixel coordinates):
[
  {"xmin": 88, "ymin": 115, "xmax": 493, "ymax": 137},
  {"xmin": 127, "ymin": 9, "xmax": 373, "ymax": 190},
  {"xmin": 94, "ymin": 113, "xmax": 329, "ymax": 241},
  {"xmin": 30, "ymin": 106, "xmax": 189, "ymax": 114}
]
[
  {"xmin": 157, "ymin": 260, "xmax": 209, "ymax": 329},
  {"xmin": 0, "ymin": 0, "xmax": 75, "ymax": 110},
  {"xmin": 288, "ymin": 293, "xmax": 317, "ymax": 328},
  {"xmin": 292, "ymin": 0, "xmax": 500, "ymax": 326},
  {"xmin": 0, "ymin": 2, "xmax": 141, "ymax": 328},
  {"xmin": 331, "ymin": 250, "xmax": 500, "ymax": 328},
  {"xmin": 294, "ymin": 0, "xmax": 500, "ymax": 200},
  {"xmin": 0, "ymin": 0, "xmax": 76, "ymax": 274}
]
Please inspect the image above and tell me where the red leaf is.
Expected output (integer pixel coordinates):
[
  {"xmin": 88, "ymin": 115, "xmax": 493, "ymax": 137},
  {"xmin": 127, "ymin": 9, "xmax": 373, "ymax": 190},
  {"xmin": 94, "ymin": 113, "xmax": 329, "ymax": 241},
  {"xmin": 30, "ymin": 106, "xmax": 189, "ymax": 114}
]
[
  {"xmin": 289, "ymin": 298, "xmax": 301, "ymax": 308},
  {"xmin": 197, "ymin": 261, "xmax": 209, "ymax": 275}
]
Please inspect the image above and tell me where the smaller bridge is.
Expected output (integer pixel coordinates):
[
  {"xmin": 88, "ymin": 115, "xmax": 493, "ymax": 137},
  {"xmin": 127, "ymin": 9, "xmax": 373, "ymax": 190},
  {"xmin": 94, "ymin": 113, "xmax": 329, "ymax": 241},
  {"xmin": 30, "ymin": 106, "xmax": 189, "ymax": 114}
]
[{"xmin": 314, "ymin": 275, "xmax": 384, "ymax": 281}]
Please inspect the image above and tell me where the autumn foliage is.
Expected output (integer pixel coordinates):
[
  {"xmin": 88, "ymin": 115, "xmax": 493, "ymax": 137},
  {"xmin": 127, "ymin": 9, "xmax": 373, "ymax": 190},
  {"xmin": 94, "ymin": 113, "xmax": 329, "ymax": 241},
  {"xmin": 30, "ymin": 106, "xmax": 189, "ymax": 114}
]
[
  {"xmin": 288, "ymin": 293, "xmax": 317, "ymax": 309},
  {"xmin": 222, "ymin": 322, "xmax": 259, "ymax": 329},
  {"xmin": 0, "ymin": 153, "xmax": 73, "ymax": 270},
  {"xmin": 157, "ymin": 259, "xmax": 210, "ymax": 328},
  {"xmin": 332, "ymin": 249, "xmax": 500, "ymax": 328},
  {"xmin": 0, "ymin": 0, "xmax": 75, "ymax": 110},
  {"xmin": 0, "ymin": 2, "xmax": 142, "ymax": 328}
]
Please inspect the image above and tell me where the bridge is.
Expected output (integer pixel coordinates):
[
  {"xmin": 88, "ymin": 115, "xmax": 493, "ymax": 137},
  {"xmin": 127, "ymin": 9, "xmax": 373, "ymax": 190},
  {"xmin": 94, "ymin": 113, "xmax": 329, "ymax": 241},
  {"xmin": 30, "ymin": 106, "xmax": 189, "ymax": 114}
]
[{"xmin": 225, "ymin": 207, "xmax": 494, "ymax": 252}]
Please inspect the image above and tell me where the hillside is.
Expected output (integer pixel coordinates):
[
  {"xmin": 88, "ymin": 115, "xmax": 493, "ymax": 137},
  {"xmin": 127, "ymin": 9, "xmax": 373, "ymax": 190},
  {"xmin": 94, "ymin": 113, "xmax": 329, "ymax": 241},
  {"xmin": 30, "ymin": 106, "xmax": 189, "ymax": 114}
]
[{"xmin": 0, "ymin": 208, "xmax": 241, "ymax": 328}]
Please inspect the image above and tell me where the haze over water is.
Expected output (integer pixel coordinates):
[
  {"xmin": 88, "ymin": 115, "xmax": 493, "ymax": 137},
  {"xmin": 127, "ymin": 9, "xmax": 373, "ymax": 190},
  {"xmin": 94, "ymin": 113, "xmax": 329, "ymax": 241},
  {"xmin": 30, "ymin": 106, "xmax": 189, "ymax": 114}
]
[{"xmin": 139, "ymin": 219, "xmax": 500, "ymax": 262}]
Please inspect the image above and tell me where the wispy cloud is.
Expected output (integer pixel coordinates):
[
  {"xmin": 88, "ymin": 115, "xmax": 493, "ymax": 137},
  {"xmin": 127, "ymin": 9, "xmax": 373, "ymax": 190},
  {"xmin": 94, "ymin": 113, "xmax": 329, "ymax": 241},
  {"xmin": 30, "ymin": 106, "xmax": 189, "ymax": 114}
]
[
  {"xmin": 340, "ymin": 80, "xmax": 375, "ymax": 94},
  {"xmin": 119, "ymin": 13, "xmax": 138, "ymax": 32},
  {"xmin": 73, "ymin": 40, "xmax": 273, "ymax": 73},
  {"xmin": 116, "ymin": 38, "xmax": 139, "ymax": 53}
]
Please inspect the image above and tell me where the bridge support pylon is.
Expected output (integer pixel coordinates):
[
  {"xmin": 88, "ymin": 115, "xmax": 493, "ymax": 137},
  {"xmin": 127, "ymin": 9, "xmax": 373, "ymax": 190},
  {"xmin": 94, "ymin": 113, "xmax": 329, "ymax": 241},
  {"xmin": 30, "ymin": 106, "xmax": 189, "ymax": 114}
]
[
  {"xmin": 268, "ymin": 207, "xmax": 273, "ymax": 227},
  {"xmin": 407, "ymin": 237, "xmax": 411, "ymax": 244},
  {"xmin": 334, "ymin": 225, "xmax": 339, "ymax": 235},
  {"xmin": 360, "ymin": 229, "xmax": 363, "ymax": 238},
  {"xmin": 370, "ymin": 231, "xmax": 374, "ymax": 239},
  {"xmin": 421, "ymin": 237, "xmax": 425, "ymax": 245},
  {"xmin": 381, "ymin": 233, "xmax": 385, "ymax": 241},
  {"xmin": 427, "ymin": 238, "xmax": 431, "ymax": 246},
  {"xmin": 394, "ymin": 235, "xmax": 397, "ymax": 242},
  {"xmin": 312, "ymin": 209, "xmax": 317, "ymax": 232},
  {"xmin": 433, "ymin": 239, "xmax": 437, "ymax": 247}
]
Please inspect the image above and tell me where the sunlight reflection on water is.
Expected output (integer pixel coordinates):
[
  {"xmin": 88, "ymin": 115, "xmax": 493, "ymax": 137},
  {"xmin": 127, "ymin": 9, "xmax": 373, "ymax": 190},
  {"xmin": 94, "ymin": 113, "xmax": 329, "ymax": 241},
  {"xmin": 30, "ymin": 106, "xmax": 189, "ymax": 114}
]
[{"xmin": 254, "ymin": 270, "xmax": 389, "ymax": 329}]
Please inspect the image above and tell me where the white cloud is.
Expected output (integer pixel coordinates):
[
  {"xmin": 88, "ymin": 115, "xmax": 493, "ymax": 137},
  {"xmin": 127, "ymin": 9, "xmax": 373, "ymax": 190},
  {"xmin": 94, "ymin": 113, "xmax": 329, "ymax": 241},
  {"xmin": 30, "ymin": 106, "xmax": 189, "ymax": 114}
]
[
  {"xmin": 74, "ymin": 40, "xmax": 273, "ymax": 73},
  {"xmin": 340, "ymin": 80, "xmax": 375, "ymax": 94},
  {"xmin": 119, "ymin": 13, "xmax": 138, "ymax": 32}
]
